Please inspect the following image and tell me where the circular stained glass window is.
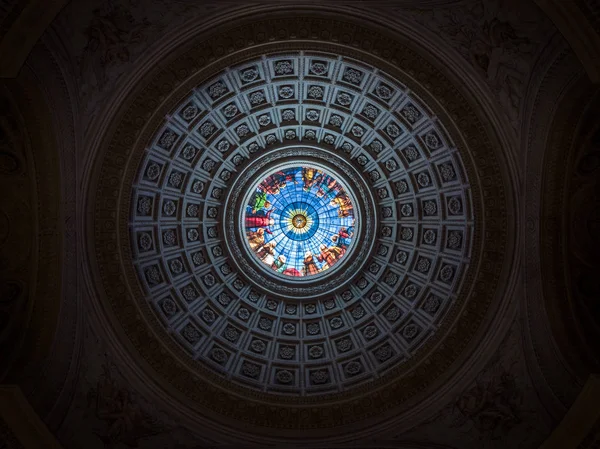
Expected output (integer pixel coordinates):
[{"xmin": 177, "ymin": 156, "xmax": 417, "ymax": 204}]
[{"xmin": 243, "ymin": 165, "xmax": 356, "ymax": 278}]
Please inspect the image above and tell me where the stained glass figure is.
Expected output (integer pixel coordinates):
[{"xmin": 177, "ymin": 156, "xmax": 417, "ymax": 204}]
[{"xmin": 243, "ymin": 166, "xmax": 355, "ymax": 277}]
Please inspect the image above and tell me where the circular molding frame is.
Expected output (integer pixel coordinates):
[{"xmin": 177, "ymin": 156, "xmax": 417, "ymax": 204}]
[{"xmin": 225, "ymin": 146, "xmax": 374, "ymax": 298}]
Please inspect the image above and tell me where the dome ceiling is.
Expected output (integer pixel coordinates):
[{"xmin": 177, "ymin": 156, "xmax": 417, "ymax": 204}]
[
  {"xmin": 90, "ymin": 13, "xmax": 511, "ymax": 431},
  {"xmin": 5, "ymin": 0, "xmax": 600, "ymax": 447},
  {"xmin": 128, "ymin": 53, "xmax": 473, "ymax": 395}
]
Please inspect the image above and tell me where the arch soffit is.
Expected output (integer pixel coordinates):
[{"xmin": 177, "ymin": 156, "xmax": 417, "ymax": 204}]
[{"xmin": 521, "ymin": 38, "xmax": 599, "ymax": 419}]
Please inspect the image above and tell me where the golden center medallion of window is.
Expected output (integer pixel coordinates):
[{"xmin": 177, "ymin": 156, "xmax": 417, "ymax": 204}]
[{"xmin": 292, "ymin": 214, "xmax": 308, "ymax": 229}]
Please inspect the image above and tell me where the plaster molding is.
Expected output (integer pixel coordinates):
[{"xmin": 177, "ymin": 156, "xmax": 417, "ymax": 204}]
[
  {"xmin": 539, "ymin": 374, "xmax": 600, "ymax": 449},
  {"xmin": 521, "ymin": 40, "xmax": 593, "ymax": 419},
  {"xmin": 0, "ymin": 385, "xmax": 64, "ymax": 449},
  {"xmin": 534, "ymin": 0, "xmax": 600, "ymax": 84},
  {"xmin": 21, "ymin": 37, "xmax": 83, "ymax": 430},
  {"xmin": 0, "ymin": 0, "xmax": 68, "ymax": 78}
]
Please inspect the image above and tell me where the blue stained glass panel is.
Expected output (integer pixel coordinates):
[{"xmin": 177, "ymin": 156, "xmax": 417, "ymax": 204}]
[{"xmin": 244, "ymin": 166, "xmax": 355, "ymax": 277}]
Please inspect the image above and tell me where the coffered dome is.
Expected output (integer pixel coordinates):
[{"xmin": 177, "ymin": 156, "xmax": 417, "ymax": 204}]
[
  {"xmin": 86, "ymin": 9, "xmax": 515, "ymax": 431},
  {"xmin": 127, "ymin": 52, "xmax": 475, "ymax": 396}
]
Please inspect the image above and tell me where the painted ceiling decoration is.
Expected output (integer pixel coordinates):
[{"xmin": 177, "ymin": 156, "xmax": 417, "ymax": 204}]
[{"xmin": 128, "ymin": 53, "xmax": 474, "ymax": 395}]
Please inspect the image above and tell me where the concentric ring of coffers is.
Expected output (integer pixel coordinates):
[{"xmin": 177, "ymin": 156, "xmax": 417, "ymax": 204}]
[
  {"xmin": 129, "ymin": 52, "xmax": 473, "ymax": 394},
  {"xmin": 243, "ymin": 164, "xmax": 356, "ymax": 279}
]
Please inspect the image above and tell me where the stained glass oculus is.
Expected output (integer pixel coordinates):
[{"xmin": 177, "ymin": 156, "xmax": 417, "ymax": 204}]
[{"xmin": 244, "ymin": 166, "xmax": 355, "ymax": 277}]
